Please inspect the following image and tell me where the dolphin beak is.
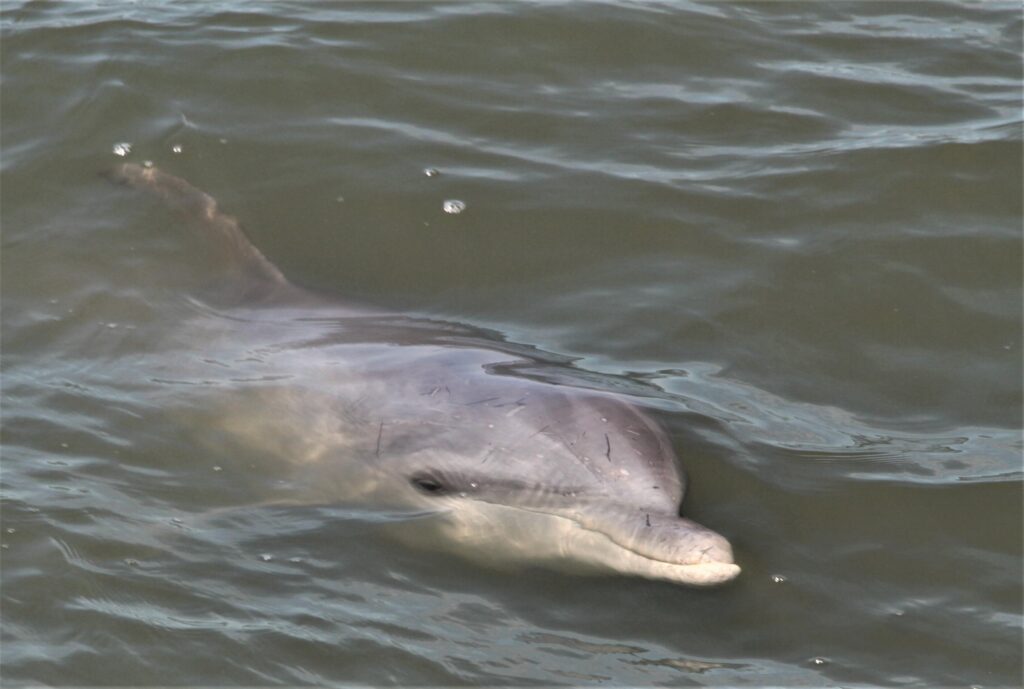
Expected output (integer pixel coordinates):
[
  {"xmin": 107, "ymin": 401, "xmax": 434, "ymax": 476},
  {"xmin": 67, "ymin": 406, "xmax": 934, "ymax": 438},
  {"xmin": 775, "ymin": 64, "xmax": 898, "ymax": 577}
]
[
  {"xmin": 397, "ymin": 499, "xmax": 739, "ymax": 587},
  {"xmin": 575, "ymin": 510, "xmax": 741, "ymax": 586}
]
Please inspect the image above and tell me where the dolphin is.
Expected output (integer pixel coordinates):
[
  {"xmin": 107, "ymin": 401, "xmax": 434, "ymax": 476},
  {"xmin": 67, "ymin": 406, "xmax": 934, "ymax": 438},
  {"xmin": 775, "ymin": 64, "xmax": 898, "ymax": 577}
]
[{"xmin": 107, "ymin": 162, "xmax": 740, "ymax": 586}]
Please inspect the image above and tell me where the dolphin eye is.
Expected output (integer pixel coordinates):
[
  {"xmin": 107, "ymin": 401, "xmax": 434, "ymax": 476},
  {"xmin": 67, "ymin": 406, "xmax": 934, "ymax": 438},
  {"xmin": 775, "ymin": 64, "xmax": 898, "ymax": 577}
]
[{"xmin": 411, "ymin": 474, "xmax": 445, "ymax": 495}]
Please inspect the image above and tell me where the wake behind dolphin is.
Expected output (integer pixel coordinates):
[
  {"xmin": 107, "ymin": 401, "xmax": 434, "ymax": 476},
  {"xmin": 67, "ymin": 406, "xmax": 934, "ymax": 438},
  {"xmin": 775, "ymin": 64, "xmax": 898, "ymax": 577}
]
[{"xmin": 108, "ymin": 162, "xmax": 740, "ymax": 587}]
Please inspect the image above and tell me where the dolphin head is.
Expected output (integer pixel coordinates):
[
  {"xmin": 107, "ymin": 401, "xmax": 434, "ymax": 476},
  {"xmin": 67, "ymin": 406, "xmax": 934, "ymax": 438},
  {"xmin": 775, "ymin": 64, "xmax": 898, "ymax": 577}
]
[
  {"xmin": 380, "ymin": 459, "xmax": 739, "ymax": 587},
  {"xmin": 341, "ymin": 380, "xmax": 741, "ymax": 587}
]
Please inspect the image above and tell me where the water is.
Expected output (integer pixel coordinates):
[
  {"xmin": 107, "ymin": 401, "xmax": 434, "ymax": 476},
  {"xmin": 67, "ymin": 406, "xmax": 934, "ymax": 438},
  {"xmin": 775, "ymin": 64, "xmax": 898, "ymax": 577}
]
[{"xmin": 2, "ymin": 1, "xmax": 1021, "ymax": 686}]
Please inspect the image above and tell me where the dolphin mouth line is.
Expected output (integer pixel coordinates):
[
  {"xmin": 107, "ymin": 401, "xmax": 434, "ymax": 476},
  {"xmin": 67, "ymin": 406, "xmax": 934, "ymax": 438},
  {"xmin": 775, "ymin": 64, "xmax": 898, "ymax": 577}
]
[
  {"xmin": 517, "ymin": 506, "xmax": 741, "ymax": 586},
  {"xmin": 582, "ymin": 522, "xmax": 734, "ymax": 566},
  {"xmin": 408, "ymin": 499, "xmax": 739, "ymax": 585}
]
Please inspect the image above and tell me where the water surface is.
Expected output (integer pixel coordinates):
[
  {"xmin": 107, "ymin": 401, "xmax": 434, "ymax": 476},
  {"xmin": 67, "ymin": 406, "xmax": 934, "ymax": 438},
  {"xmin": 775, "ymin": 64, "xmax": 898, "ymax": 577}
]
[{"xmin": 2, "ymin": 1, "xmax": 1021, "ymax": 686}]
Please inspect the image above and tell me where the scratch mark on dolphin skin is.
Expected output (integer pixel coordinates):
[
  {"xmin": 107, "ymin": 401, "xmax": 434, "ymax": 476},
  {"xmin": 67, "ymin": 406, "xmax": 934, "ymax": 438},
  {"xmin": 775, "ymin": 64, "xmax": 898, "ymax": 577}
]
[
  {"xmin": 465, "ymin": 396, "xmax": 500, "ymax": 406},
  {"xmin": 605, "ymin": 433, "xmax": 612, "ymax": 462},
  {"xmin": 493, "ymin": 395, "xmax": 528, "ymax": 408},
  {"xmin": 646, "ymin": 513, "xmax": 651, "ymax": 527},
  {"xmin": 424, "ymin": 385, "xmax": 451, "ymax": 398},
  {"xmin": 505, "ymin": 405, "xmax": 526, "ymax": 418},
  {"xmin": 530, "ymin": 425, "xmax": 552, "ymax": 439},
  {"xmin": 375, "ymin": 420, "xmax": 384, "ymax": 458}
]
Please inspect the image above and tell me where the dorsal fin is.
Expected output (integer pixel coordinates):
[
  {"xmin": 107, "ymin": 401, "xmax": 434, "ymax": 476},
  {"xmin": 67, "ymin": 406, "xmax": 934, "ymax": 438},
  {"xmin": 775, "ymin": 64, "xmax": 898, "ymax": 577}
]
[{"xmin": 106, "ymin": 163, "xmax": 292, "ymax": 300}]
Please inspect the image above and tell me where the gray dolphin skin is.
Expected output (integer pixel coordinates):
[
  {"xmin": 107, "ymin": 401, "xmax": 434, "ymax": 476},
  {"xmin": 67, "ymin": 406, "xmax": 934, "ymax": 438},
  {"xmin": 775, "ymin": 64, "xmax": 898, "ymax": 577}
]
[{"xmin": 108, "ymin": 162, "xmax": 740, "ymax": 587}]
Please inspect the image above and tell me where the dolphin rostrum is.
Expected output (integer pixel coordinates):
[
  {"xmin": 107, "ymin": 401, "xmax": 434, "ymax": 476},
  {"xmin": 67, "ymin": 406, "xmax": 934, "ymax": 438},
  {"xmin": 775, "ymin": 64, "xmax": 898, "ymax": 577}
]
[{"xmin": 108, "ymin": 162, "xmax": 740, "ymax": 586}]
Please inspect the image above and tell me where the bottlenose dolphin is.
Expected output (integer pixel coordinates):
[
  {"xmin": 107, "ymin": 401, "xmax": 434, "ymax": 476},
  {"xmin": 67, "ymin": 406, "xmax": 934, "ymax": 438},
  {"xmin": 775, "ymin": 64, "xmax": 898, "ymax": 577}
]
[{"xmin": 108, "ymin": 162, "xmax": 740, "ymax": 586}]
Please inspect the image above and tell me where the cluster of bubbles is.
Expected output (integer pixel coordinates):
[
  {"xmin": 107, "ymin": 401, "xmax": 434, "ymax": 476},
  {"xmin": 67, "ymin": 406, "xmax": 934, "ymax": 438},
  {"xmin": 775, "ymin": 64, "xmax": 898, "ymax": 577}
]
[
  {"xmin": 113, "ymin": 141, "xmax": 183, "ymax": 156},
  {"xmin": 424, "ymin": 167, "xmax": 466, "ymax": 215}
]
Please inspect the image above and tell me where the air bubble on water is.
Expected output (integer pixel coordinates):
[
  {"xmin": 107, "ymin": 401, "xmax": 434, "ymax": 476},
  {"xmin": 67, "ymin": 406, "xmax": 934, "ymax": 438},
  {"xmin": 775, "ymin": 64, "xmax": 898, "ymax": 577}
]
[
  {"xmin": 424, "ymin": 167, "xmax": 440, "ymax": 177},
  {"xmin": 443, "ymin": 199, "xmax": 466, "ymax": 214},
  {"xmin": 6, "ymin": 528, "xmax": 15, "ymax": 534},
  {"xmin": 288, "ymin": 557, "xmax": 303, "ymax": 564},
  {"xmin": 770, "ymin": 574, "xmax": 787, "ymax": 584},
  {"xmin": 458, "ymin": 492, "xmax": 467, "ymax": 498},
  {"xmin": 469, "ymin": 482, "xmax": 478, "ymax": 489},
  {"xmin": 219, "ymin": 138, "xmax": 228, "ymax": 144},
  {"xmin": 809, "ymin": 657, "xmax": 828, "ymax": 666},
  {"xmin": 113, "ymin": 142, "xmax": 132, "ymax": 157},
  {"xmin": 259, "ymin": 553, "xmax": 273, "ymax": 562},
  {"xmin": 1, "ymin": 544, "xmax": 7, "ymax": 550},
  {"xmin": 336, "ymin": 196, "xmax": 345, "ymax": 203},
  {"xmin": 213, "ymin": 466, "xmax": 222, "ymax": 472},
  {"xmin": 125, "ymin": 558, "xmax": 140, "ymax": 567},
  {"xmin": 106, "ymin": 322, "xmax": 118, "ymax": 329},
  {"xmin": 60, "ymin": 442, "xmax": 69, "ymax": 448},
  {"xmin": 171, "ymin": 144, "xmax": 183, "ymax": 154}
]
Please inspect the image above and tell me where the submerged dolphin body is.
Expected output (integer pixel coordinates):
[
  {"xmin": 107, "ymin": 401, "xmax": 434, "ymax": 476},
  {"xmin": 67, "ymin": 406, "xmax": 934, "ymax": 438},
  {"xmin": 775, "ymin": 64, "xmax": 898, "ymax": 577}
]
[{"xmin": 109, "ymin": 163, "xmax": 740, "ymax": 586}]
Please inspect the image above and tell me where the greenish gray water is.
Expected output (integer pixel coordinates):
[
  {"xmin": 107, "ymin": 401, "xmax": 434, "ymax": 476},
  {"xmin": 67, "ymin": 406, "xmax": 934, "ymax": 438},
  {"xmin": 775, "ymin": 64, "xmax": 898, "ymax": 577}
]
[{"xmin": 1, "ymin": 1, "xmax": 1021, "ymax": 686}]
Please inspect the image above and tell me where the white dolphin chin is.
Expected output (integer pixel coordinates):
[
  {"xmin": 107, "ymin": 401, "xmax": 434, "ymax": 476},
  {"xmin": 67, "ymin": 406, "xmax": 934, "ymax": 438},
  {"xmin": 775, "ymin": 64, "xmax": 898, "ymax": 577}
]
[{"xmin": 389, "ymin": 501, "xmax": 741, "ymax": 587}]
